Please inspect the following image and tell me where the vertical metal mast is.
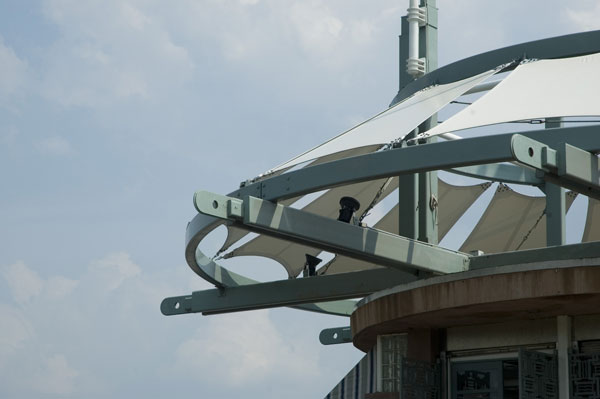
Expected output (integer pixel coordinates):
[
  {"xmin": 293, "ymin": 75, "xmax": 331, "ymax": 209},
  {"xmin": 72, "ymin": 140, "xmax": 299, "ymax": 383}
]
[
  {"xmin": 397, "ymin": 0, "xmax": 438, "ymax": 244},
  {"xmin": 545, "ymin": 117, "xmax": 567, "ymax": 247}
]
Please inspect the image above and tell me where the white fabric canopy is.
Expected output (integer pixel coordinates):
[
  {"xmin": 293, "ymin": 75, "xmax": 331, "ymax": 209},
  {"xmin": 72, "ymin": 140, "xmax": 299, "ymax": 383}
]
[
  {"xmin": 460, "ymin": 184, "xmax": 577, "ymax": 254},
  {"xmin": 223, "ymin": 178, "xmax": 399, "ymax": 277},
  {"xmin": 583, "ymin": 198, "xmax": 600, "ymax": 242},
  {"xmin": 421, "ymin": 52, "xmax": 600, "ymax": 138},
  {"xmin": 321, "ymin": 180, "xmax": 491, "ymax": 275},
  {"xmin": 270, "ymin": 69, "xmax": 497, "ymax": 172},
  {"xmin": 218, "ymin": 145, "xmax": 382, "ymax": 255},
  {"xmin": 224, "ymin": 179, "xmax": 491, "ymax": 277}
]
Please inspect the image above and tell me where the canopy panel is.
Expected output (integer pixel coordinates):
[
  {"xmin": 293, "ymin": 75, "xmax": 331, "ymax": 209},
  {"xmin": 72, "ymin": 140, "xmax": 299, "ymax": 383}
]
[
  {"xmin": 223, "ymin": 178, "xmax": 398, "ymax": 277},
  {"xmin": 460, "ymin": 184, "xmax": 577, "ymax": 254},
  {"xmin": 223, "ymin": 179, "xmax": 492, "ymax": 277},
  {"xmin": 269, "ymin": 69, "xmax": 497, "ymax": 173},
  {"xmin": 320, "ymin": 180, "xmax": 491, "ymax": 275},
  {"xmin": 219, "ymin": 145, "xmax": 382, "ymax": 255},
  {"xmin": 583, "ymin": 198, "xmax": 600, "ymax": 242},
  {"xmin": 422, "ymin": 52, "xmax": 600, "ymax": 138}
]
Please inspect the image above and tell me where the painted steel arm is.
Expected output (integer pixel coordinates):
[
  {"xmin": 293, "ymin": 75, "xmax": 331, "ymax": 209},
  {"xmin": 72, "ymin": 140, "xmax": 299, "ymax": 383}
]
[
  {"xmin": 234, "ymin": 126, "xmax": 600, "ymax": 202},
  {"xmin": 194, "ymin": 192, "xmax": 470, "ymax": 275},
  {"xmin": 161, "ymin": 268, "xmax": 417, "ymax": 316}
]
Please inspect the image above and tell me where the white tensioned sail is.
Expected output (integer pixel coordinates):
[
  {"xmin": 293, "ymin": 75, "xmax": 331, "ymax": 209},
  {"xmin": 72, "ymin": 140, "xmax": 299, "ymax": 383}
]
[
  {"xmin": 218, "ymin": 145, "xmax": 382, "ymax": 255},
  {"xmin": 460, "ymin": 184, "xmax": 577, "ymax": 254},
  {"xmin": 583, "ymin": 198, "xmax": 600, "ymax": 242},
  {"xmin": 216, "ymin": 70, "xmax": 497, "ymax": 258},
  {"xmin": 320, "ymin": 180, "xmax": 492, "ymax": 275},
  {"xmin": 224, "ymin": 179, "xmax": 491, "ymax": 277},
  {"xmin": 419, "ymin": 52, "xmax": 600, "ymax": 139},
  {"xmin": 223, "ymin": 177, "xmax": 399, "ymax": 277},
  {"xmin": 269, "ymin": 69, "xmax": 497, "ymax": 173}
]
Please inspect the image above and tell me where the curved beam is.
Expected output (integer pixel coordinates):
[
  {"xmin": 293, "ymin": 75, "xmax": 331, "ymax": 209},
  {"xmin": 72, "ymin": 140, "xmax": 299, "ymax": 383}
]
[
  {"xmin": 235, "ymin": 125, "xmax": 600, "ymax": 202},
  {"xmin": 392, "ymin": 30, "xmax": 600, "ymax": 105},
  {"xmin": 181, "ymin": 211, "xmax": 358, "ymax": 316}
]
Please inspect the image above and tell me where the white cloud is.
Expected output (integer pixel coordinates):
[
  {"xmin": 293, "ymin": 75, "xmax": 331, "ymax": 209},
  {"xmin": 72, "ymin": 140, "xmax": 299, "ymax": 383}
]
[
  {"xmin": 0, "ymin": 36, "xmax": 29, "ymax": 105},
  {"xmin": 89, "ymin": 251, "xmax": 141, "ymax": 291},
  {"xmin": 46, "ymin": 276, "xmax": 79, "ymax": 299},
  {"xmin": 34, "ymin": 136, "xmax": 74, "ymax": 155},
  {"xmin": 565, "ymin": 2, "xmax": 600, "ymax": 31},
  {"xmin": 2, "ymin": 261, "xmax": 44, "ymax": 303},
  {"xmin": 174, "ymin": 310, "xmax": 319, "ymax": 385},
  {"xmin": 0, "ymin": 304, "xmax": 34, "ymax": 363},
  {"xmin": 34, "ymin": 354, "xmax": 79, "ymax": 395},
  {"xmin": 290, "ymin": 2, "xmax": 344, "ymax": 56},
  {"xmin": 40, "ymin": 0, "xmax": 194, "ymax": 107}
]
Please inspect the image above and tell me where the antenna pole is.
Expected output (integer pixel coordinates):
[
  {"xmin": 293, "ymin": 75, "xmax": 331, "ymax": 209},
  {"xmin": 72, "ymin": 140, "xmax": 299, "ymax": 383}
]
[{"xmin": 398, "ymin": 0, "xmax": 438, "ymax": 244}]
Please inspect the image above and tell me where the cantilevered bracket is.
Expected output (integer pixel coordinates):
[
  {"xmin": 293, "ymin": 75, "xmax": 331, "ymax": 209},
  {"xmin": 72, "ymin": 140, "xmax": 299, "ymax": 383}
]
[
  {"xmin": 511, "ymin": 136, "xmax": 600, "ymax": 200},
  {"xmin": 161, "ymin": 268, "xmax": 417, "ymax": 316},
  {"xmin": 319, "ymin": 326, "xmax": 352, "ymax": 345},
  {"xmin": 449, "ymin": 163, "xmax": 542, "ymax": 186},
  {"xmin": 194, "ymin": 192, "xmax": 470, "ymax": 275}
]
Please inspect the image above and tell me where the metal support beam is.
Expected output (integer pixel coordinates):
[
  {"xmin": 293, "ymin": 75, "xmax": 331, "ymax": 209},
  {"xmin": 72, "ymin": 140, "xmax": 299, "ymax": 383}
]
[
  {"xmin": 545, "ymin": 182, "xmax": 566, "ymax": 246},
  {"xmin": 195, "ymin": 192, "xmax": 470, "ymax": 275},
  {"xmin": 545, "ymin": 117, "xmax": 566, "ymax": 246},
  {"xmin": 319, "ymin": 326, "xmax": 352, "ymax": 345},
  {"xmin": 469, "ymin": 241, "xmax": 600, "ymax": 270},
  {"xmin": 398, "ymin": 14, "xmax": 420, "ymax": 240},
  {"xmin": 417, "ymin": 0, "xmax": 438, "ymax": 244},
  {"xmin": 398, "ymin": 0, "xmax": 438, "ymax": 244},
  {"xmin": 234, "ymin": 126, "xmax": 600, "ymax": 202},
  {"xmin": 161, "ymin": 268, "xmax": 417, "ymax": 316},
  {"xmin": 512, "ymin": 135, "xmax": 600, "ymax": 200}
]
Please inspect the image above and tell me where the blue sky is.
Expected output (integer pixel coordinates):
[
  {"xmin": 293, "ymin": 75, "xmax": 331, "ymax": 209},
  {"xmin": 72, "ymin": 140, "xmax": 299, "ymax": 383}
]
[{"xmin": 1, "ymin": 1, "xmax": 599, "ymax": 398}]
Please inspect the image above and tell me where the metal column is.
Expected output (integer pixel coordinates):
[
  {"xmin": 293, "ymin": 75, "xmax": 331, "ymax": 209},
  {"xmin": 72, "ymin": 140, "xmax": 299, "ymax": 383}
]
[
  {"xmin": 398, "ymin": 0, "xmax": 438, "ymax": 243},
  {"xmin": 556, "ymin": 315, "xmax": 572, "ymax": 399},
  {"xmin": 397, "ymin": 15, "xmax": 419, "ymax": 239},
  {"xmin": 545, "ymin": 117, "xmax": 566, "ymax": 246}
]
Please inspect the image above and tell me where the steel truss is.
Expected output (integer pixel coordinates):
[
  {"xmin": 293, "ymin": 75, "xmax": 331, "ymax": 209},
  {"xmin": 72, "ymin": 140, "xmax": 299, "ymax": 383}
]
[{"xmin": 161, "ymin": 30, "xmax": 600, "ymax": 344}]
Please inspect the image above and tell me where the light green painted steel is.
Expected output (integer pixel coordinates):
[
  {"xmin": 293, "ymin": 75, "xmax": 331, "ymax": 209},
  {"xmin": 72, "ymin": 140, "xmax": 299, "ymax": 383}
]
[
  {"xmin": 397, "ymin": 16, "xmax": 420, "ymax": 240},
  {"xmin": 319, "ymin": 326, "xmax": 352, "ymax": 345},
  {"xmin": 235, "ymin": 126, "xmax": 600, "ymax": 202},
  {"xmin": 161, "ymin": 268, "xmax": 415, "ymax": 316},
  {"xmin": 398, "ymin": 16, "xmax": 411, "ymax": 92},
  {"xmin": 182, "ymin": 212, "xmax": 357, "ymax": 316},
  {"xmin": 397, "ymin": 0, "xmax": 439, "ymax": 245},
  {"xmin": 398, "ymin": 170, "xmax": 419, "ymax": 239},
  {"xmin": 559, "ymin": 143, "xmax": 599, "ymax": 185},
  {"xmin": 545, "ymin": 118, "xmax": 566, "ymax": 246},
  {"xmin": 511, "ymin": 136, "xmax": 600, "ymax": 200},
  {"xmin": 469, "ymin": 241, "xmax": 600, "ymax": 270},
  {"xmin": 195, "ymin": 192, "xmax": 470, "ymax": 274},
  {"xmin": 172, "ymin": 127, "xmax": 600, "ymax": 318},
  {"xmin": 418, "ymin": 137, "xmax": 438, "ymax": 244},
  {"xmin": 417, "ymin": 0, "xmax": 438, "ymax": 244},
  {"xmin": 544, "ymin": 182, "xmax": 566, "ymax": 246}
]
